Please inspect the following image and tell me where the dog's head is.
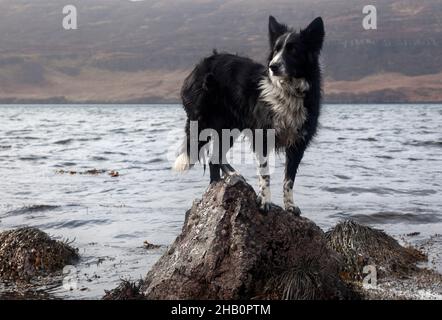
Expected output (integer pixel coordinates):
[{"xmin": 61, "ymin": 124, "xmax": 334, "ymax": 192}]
[{"xmin": 267, "ymin": 16, "xmax": 324, "ymax": 80}]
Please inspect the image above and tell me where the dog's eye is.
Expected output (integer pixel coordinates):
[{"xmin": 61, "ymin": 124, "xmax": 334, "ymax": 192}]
[{"xmin": 286, "ymin": 43, "xmax": 296, "ymax": 54}]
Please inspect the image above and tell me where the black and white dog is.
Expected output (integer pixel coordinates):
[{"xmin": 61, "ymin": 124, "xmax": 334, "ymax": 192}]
[{"xmin": 173, "ymin": 16, "xmax": 324, "ymax": 216}]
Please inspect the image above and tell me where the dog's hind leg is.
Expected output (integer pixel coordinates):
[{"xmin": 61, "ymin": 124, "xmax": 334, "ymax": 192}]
[
  {"xmin": 218, "ymin": 130, "xmax": 241, "ymax": 177},
  {"xmin": 209, "ymin": 162, "xmax": 221, "ymax": 183},
  {"xmin": 220, "ymin": 145, "xmax": 240, "ymax": 177}
]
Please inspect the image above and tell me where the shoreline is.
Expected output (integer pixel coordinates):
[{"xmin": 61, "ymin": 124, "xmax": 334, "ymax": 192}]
[{"xmin": 1, "ymin": 99, "xmax": 442, "ymax": 106}]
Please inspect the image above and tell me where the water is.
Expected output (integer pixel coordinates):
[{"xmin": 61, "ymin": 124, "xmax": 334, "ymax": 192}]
[{"xmin": 0, "ymin": 104, "xmax": 441, "ymax": 299}]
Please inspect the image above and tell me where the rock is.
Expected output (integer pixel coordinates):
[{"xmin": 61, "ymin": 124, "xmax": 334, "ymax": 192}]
[
  {"xmin": 109, "ymin": 170, "xmax": 120, "ymax": 178},
  {"xmin": 103, "ymin": 279, "xmax": 145, "ymax": 300},
  {"xmin": 0, "ymin": 287, "xmax": 56, "ymax": 300},
  {"xmin": 143, "ymin": 241, "xmax": 160, "ymax": 250},
  {"xmin": 325, "ymin": 220, "xmax": 427, "ymax": 280},
  {"xmin": 0, "ymin": 227, "xmax": 79, "ymax": 283},
  {"xmin": 141, "ymin": 176, "xmax": 357, "ymax": 300},
  {"xmin": 326, "ymin": 221, "xmax": 442, "ymax": 300}
]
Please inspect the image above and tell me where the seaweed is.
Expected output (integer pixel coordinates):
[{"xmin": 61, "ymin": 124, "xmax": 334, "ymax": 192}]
[
  {"xmin": 103, "ymin": 279, "xmax": 145, "ymax": 300},
  {"xmin": 0, "ymin": 227, "xmax": 79, "ymax": 283},
  {"xmin": 325, "ymin": 220, "xmax": 427, "ymax": 280},
  {"xmin": 56, "ymin": 169, "xmax": 119, "ymax": 177}
]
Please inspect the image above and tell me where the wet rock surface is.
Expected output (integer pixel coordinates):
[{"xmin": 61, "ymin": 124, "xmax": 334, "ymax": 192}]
[
  {"xmin": 0, "ymin": 227, "xmax": 79, "ymax": 283},
  {"xmin": 141, "ymin": 176, "xmax": 357, "ymax": 300}
]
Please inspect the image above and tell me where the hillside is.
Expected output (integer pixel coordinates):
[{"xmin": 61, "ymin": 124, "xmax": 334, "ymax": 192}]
[{"xmin": 0, "ymin": 0, "xmax": 441, "ymax": 103}]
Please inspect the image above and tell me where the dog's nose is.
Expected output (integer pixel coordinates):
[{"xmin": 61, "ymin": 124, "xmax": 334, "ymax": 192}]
[{"xmin": 269, "ymin": 63, "xmax": 281, "ymax": 74}]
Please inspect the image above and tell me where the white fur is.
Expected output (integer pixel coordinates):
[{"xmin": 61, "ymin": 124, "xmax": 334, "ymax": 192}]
[
  {"xmin": 269, "ymin": 33, "xmax": 290, "ymax": 75},
  {"xmin": 172, "ymin": 153, "xmax": 191, "ymax": 172},
  {"xmin": 259, "ymin": 76, "xmax": 309, "ymax": 147},
  {"xmin": 283, "ymin": 179, "xmax": 294, "ymax": 209},
  {"xmin": 258, "ymin": 175, "xmax": 271, "ymax": 204}
]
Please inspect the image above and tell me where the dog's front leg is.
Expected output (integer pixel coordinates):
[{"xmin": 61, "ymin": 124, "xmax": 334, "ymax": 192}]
[
  {"xmin": 258, "ymin": 173, "xmax": 271, "ymax": 212},
  {"xmin": 284, "ymin": 146, "xmax": 304, "ymax": 216},
  {"xmin": 256, "ymin": 159, "xmax": 272, "ymax": 212}
]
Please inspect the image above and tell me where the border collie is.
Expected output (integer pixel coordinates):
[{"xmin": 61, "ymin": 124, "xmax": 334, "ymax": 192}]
[{"xmin": 173, "ymin": 16, "xmax": 325, "ymax": 216}]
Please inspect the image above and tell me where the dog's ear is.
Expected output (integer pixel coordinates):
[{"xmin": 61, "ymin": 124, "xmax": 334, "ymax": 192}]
[
  {"xmin": 301, "ymin": 17, "xmax": 325, "ymax": 54},
  {"xmin": 269, "ymin": 15, "xmax": 288, "ymax": 48}
]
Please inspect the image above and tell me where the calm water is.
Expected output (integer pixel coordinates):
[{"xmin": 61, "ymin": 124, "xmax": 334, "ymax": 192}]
[{"xmin": 0, "ymin": 104, "xmax": 441, "ymax": 299}]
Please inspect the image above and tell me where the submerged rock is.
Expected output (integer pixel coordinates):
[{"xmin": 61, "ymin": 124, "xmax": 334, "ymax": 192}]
[
  {"xmin": 141, "ymin": 176, "xmax": 357, "ymax": 300},
  {"xmin": 0, "ymin": 227, "xmax": 79, "ymax": 283}
]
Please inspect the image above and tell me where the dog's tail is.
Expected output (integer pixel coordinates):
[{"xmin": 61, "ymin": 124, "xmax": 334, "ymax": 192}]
[
  {"xmin": 173, "ymin": 154, "xmax": 191, "ymax": 172},
  {"xmin": 173, "ymin": 119, "xmax": 195, "ymax": 172},
  {"xmin": 173, "ymin": 135, "xmax": 192, "ymax": 172},
  {"xmin": 173, "ymin": 146, "xmax": 192, "ymax": 173}
]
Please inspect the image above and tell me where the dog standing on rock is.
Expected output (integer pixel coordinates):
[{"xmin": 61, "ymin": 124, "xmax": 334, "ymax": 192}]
[{"xmin": 173, "ymin": 16, "xmax": 325, "ymax": 216}]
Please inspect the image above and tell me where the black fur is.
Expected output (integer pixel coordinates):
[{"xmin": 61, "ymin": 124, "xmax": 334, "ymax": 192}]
[{"xmin": 177, "ymin": 16, "xmax": 325, "ymax": 215}]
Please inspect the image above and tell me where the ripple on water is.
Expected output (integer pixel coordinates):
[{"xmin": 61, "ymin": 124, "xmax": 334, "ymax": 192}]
[
  {"xmin": 77, "ymin": 137, "xmax": 102, "ymax": 142},
  {"xmin": 103, "ymin": 151, "xmax": 128, "ymax": 156},
  {"xmin": 375, "ymin": 155, "xmax": 393, "ymax": 160},
  {"xmin": 347, "ymin": 211, "xmax": 442, "ymax": 225},
  {"xmin": 19, "ymin": 155, "xmax": 49, "ymax": 161},
  {"xmin": 109, "ymin": 128, "xmax": 126, "ymax": 134},
  {"xmin": 146, "ymin": 158, "xmax": 164, "ymax": 164},
  {"xmin": 357, "ymin": 137, "xmax": 378, "ymax": 142},
  {"xmin": 42, "ymin": 219, "xmax": 111, "ymax": 229},
  {"xmin": 20, "ymin": 136, "xmax": 40, "ymax": 141},
  {"xmin": 54, "ymin": 138, "xmax": 74, "ymax": 145},
  {"xmin": 3, "ymin": 205, "xmax": 61, "ymax": 217},
  {"xmin": 53, "ymin": 162, "xmax": 78, "ymax": 167},
  {"xmin": 5, "ymin": 129, "xmax": 32, "ymax": 135},
  {"xmin": 404, "ymin": 140, "xmax": 442, "ymax": 148},
  {"xmin": 113, "ymin": 233, "xmax": 139, "ymax": 239},
  {"xmin": 322, "ymin": 186, "xmax": 437, "ymax": 196},
  {"xmin": 334, "ymin": 174, "xmax": 351, "ymax": 180},
  {"xmin": 91, "ymin": 156, "xmax": 108, "ymax": 161}
]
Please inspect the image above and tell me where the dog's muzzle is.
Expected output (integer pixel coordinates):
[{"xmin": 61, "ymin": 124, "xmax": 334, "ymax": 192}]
[{"xmin": 269, "ymin": 63, "xmax": 283, "ymax": 76}]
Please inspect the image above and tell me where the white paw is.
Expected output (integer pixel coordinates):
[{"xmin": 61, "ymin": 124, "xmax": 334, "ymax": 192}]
[
  {"xmin": 286, "ymin": 205, "xmax": 301, "ymax": 216},
  {"xmin": 257, "ymin": 195, "xmax": 272, "ymax": 213}
]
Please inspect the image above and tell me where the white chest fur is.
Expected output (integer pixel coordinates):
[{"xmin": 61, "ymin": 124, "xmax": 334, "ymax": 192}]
[{"xmin": 259, "ymin": 77, "xmax": 309, "ymax": 147}]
